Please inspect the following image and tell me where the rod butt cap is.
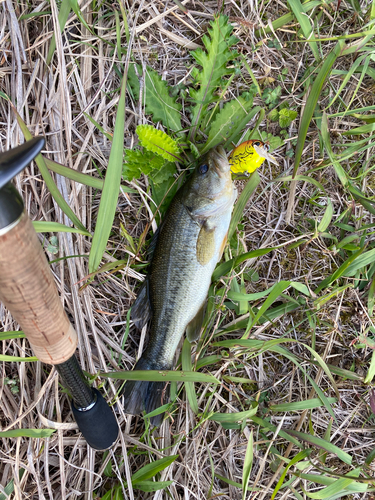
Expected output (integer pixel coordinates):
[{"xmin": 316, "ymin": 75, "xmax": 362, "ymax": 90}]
[{"xmin": 71, "ymin": 388, "xmax": 119, "ymax": 450}]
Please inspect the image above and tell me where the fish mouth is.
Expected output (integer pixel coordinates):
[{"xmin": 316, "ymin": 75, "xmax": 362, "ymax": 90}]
[{"xmin": 210, "ymin": 145, "xmax": 231, "ymax": 176}]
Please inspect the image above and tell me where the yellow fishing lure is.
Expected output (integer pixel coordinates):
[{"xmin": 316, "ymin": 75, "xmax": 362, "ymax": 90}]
[{"xmin": 228, "ymin": 140, "xmax": 278, "ymax": 174}]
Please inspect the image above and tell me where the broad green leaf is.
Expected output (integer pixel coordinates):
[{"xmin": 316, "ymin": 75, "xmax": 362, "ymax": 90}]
[
  {"xmin": 293, "ymin": 40, "xmax": 346, "ymax": 177},
  {"xmin": 317, "ymin": 198, "xmax": 333, "ymax": 232},
  {"xmin": 0, "ymin": 470, "xmax": 24, "ymax": 500},
  {"xmin": 181, "ymin": 339, "xmax": 199, "ymax": 414},
  {"xmin": 200, "ymin": 95, "xmax": 255, "ymax": 154},
  {"xmin": 102, "ymin": 370, "xmax": 219, "ymax": 384},
  {"xmin": 88, "ymin": 71, "xmax": 127, "ymax": 273},
  {"xmin": 131, "ymin": 455, "xmax": 178, "ymax": 484},
  {"xmin": 189, "ymin": 15, "xmax": 238, "ymax": 139},
  {"xmin": 0, "ymin": 429, "xmax": 55, "ymax": 438},
  {"xmin": 33, "ymin": 221, "xmax": 91, "ymax": 236},
  {"xmin": 242, "ymin": 431, "xmax": 254, "ymax": 500}
]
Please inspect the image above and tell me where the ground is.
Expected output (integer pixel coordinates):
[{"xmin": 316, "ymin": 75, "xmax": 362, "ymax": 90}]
[{"xmin": 1, "ymin": 0, "xmax": 375, "ymax": 499}]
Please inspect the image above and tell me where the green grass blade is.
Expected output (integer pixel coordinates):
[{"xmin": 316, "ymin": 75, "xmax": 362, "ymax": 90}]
[
  {"xmin": 209, "ymin": 402, "xmax": 258, "ymax": 425},
  {"xmin": 319, "ymin": 113, "xmax": 348, "ymax": 187},
  {"xmin": 314, "ymin": 246, "xmax": 366, "ymax": 293},
  {"xmin": 134, "ymin": 481, "xmax": 174, "ymax": 493},
  {"xmin": 44, "ymin": 157, "xmax": 135, "ymax": 192},
  {"xmin": 0, "ymin": 429, "xmax": 55, "ymax": 438},
  {"xmin": 343, "ymin": 248, "xmax": 375, "ymax": 277},
  {"xmin": 181, "ymin": 339, "xmax": 199, "ymax": 414},
  {"xmin": 33, "ymin": 221, "xmax": 91, "ymax": 236},
  {"xmin": 229, "ymin": 171, "xmax": 260, "ymax": 240},
  {"xmin": 46, "ymin": 0, "xmax": 71, "ymax": 65},
  {"xmin": 0, "ymin": 331, "xmax": 25, "ymax": 341},
  {"xmin": 242, "ymin": 431, "xmax": 254, "ymax": 500},
  {"xmin": 102, "ymin": 370, "xmax": 220, "ymax": 384},
  {"xmin": 303, "ymin": 477, "xmax": 356, "ymax": 499},
  {"xmin": 242, "ymin": 280, "xmax": 291, "ymax": 333},
  {"xmin": 287, "ymin": 0, "xmax": 320, "ymax": 61},
  {"xmin": 12, "ymin": 108, "xmax": 89, "ymax": 235},
  {"xmin": 255, "ymin": 0, "xmax": 330, "ymax": 36},
  {"xmin": 364, "ymin": 351, "xmax": 375, "ymax": 384},
  {"xmin": 0, "ymin": 355, "xmax": 38, "ymax": 362},
  {"xmin": 213, "ymin": 246, "xmax": 276, "ymax": 281},
  {"xmin": 131, "ymin": 455, "xmax": 178, "ymax": 484},
  {"xmin": 269, "ymin": 397, "xmax": 337, "ymax": 412},
  {"xmin": 285, "ymin": 430, "xmax": 352, "ymax": 465},
  {"xmin": 88, "ymin": 71, "xmax": 127, "ymax": 273},
  {"xmin": 271, "ymin": 450, "xmax": 311, "ymax": 500},
  {"xmin": 293, "ymin": 39, "xmax": 346, "ymax": 177}
]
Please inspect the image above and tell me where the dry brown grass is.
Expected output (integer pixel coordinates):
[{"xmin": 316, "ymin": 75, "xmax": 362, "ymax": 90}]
[{"xmin": 1, "ymin": 0, "xmax": 375, "ymax": 499}]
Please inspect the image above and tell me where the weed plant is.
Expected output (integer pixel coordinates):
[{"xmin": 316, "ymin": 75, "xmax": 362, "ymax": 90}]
[{"xmin": 1, "ymin": 1, "xmax": 375, "ymax": 499}]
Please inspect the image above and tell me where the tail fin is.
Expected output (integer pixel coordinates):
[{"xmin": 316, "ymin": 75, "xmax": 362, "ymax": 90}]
[{"xmin": 121, "ymin": 357, "xmax": 170, "ymax": 426}]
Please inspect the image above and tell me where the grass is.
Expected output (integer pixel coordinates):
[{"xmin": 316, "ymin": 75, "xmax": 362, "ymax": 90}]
[{"xmin": 1, "ymin": 0, "xmax": 375, "ymax": 499}]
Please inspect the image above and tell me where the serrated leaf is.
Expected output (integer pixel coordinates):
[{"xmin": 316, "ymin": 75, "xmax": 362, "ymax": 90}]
[
  {"xmin": 200, "ymin": 94, "xmax": 255, "ymax": 154},
  {"xmin": 128, "ymin": 64, "xmax": 182, "ymax": 132},
  {"xmin": 123, "ymin": 149, "xmax": 165, "ymax": 181},
  {"xmin": 150, "ymin": 162, "xmax": 177, "ymax": 185},
  {"xmin": 137, "ymin": 124, "xmax": 181, "ymax": 161},
  {"xmin": 189, "ymin": 15, "xmax": 238, "ymax": 138},
  {"xmin": 279, "ymin": 108, "xmax": 298, "ymax": 128},
  {"xmin": 268, "ymin": 108, "xmax": 279, "ymax": 122}
]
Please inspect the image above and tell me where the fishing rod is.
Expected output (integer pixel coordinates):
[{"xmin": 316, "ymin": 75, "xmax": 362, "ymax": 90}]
[{"xmin": 0, "ymin": 137, "xmax": 119, "ymax": 450}]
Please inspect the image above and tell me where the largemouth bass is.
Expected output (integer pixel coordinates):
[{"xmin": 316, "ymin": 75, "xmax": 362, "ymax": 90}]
[{"xmin": 122, "ymin": 146, "xmax": 237, "ymax": 424}]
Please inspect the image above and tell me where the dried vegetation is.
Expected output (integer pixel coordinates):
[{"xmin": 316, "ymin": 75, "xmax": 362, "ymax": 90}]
[{"xmin": 1, "ymin": 0, "xmax": 375, "ymax": 499}]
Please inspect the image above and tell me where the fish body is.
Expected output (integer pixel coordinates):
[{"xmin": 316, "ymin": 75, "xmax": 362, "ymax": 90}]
[
  {"xmin": 229, "ymin": 139, "xmax": 278, "ymax": 174},
  {"xmin": 122, "ymin": 146, "xmax": 236, "ymax": 423}
]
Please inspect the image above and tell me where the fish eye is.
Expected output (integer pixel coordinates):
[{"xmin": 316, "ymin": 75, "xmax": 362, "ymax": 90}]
[
  {"xmin": 199, "ymin": 163, "xmax": 209, "ymax": 174},
  {"xmin": 253, "ymin": 141, "xmax": 262, "ymax": 147}
]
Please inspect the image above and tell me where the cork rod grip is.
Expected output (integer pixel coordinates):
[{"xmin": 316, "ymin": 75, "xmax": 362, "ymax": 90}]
[{"xmin": 0, "ymin": 211, "xmax": 77, "ymax": 364}]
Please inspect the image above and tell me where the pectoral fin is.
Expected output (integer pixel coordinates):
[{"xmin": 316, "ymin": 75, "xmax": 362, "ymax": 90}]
[
  {"xmin": 196, "ymin": 224, "xmax": 215, "ymax": 265},
  {"xmin": 186, "ymin": 302, "xmax": 206, "ymax": 342},
  {"xmin": 131, "ymin": 278, "xmax": 152, "ymax": 330}
]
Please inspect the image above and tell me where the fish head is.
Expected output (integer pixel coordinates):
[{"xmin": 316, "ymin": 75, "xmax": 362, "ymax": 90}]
[{"xmin": 184, "ymin": 146, "xmax": 236, "ymax": 219}]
